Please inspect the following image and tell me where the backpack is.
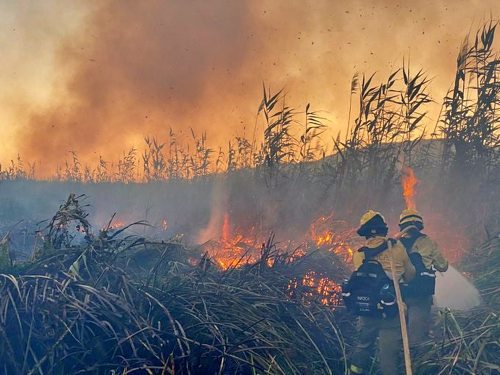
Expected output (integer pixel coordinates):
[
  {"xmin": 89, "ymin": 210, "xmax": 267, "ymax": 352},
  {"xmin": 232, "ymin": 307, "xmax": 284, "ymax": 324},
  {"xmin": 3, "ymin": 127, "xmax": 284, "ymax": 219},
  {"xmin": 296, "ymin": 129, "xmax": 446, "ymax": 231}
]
[
  {"xmin": 400, "ymin": 234, "xmax": 436, "ymax": 298},
  {"xmin": 342, "ymin": 240, "xmax": 398, "ymax": 319}
]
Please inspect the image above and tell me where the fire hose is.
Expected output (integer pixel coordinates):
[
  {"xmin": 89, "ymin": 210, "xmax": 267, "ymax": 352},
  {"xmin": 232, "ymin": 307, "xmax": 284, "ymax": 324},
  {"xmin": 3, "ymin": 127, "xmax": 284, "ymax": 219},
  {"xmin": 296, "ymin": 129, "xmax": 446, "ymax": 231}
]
[{"xmin": 387, "ymin": 228, "xmax": 413, "ymax": 375}]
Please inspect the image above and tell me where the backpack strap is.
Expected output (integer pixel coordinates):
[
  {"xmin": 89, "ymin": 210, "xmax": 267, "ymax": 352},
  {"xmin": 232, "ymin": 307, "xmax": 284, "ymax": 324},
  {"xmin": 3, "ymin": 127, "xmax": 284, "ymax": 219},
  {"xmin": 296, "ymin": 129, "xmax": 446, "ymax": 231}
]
[
  {"xmin": 359, "ymin": 239, "xmax": 396, "ymax": 260},
  {"xmin": 400, "ymin": 232, "xmax": 426, "ymax": 254}
]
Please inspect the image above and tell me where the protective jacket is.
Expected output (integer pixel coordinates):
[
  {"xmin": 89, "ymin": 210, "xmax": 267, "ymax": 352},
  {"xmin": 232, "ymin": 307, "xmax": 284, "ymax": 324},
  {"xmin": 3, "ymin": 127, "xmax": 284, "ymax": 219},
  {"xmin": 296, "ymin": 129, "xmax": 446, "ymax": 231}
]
[
  {"xmin": 348, "ymin": 236, "xmax": 415, "ymax": 375},
  {"xmin": 353, "ymin": 236, "xmax": 416, "ymax": 282},
  {"xmin": 400, "ymin": 231, "xmax": 448, "ymax": 272}
]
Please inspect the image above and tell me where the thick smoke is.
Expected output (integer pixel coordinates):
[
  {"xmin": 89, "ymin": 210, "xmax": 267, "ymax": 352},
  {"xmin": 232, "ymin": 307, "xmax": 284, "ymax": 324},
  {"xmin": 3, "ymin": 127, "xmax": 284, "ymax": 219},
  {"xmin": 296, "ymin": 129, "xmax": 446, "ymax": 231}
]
[
  {"xmin": 8, "ymin": 0, "xmax": 498, "ymax": 172},
  {"xmin": 19, "ymin": 0, "xmax": 257, "ymax": 169}
]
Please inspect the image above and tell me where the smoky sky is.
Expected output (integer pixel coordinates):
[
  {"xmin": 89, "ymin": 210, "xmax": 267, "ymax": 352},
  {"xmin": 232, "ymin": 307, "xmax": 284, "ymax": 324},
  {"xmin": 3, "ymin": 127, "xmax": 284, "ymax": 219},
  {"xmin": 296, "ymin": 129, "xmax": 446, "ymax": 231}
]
[
  {"xmin": 9, "ymin": 0, "xmax": 499, "ymax": 171},
  {"xmin": 20, "ymin": 0, "xmax": 256, "ymax": 168}
]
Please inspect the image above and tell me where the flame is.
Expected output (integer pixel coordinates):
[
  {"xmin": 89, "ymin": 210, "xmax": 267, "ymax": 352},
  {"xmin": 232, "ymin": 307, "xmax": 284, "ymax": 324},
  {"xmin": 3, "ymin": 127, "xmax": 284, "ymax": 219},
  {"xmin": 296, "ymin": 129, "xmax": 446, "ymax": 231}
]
[
  {"xmin": 200, "ymin": 212, "xmax": 258, "ymax": 270},
  {"xmin": 402, "ymin": 166, "xmax": 419, "ymax": 209},
  {"xmin": 105, "ymin": 220, "xmax": 125, "ymax": 230},
  {"xmin": 309, "ymin": 214, "xmax": 354, "ymax": 262},
  {"xmin": 209, "ymin": 235, "xmax": 258, "ymax": 270},
  {"xmin": 98, "ymin": 215, "xmax": 126, "ymax": 232},
  {"xmin": 400, "ymin": 167, "xmax": 468, "ymax": 263},
  {"xmin": 197, "ymin": 212, "xmax": 349, "ymax": 307},
  {"xmin": 288, "ymin": 271, "xmax": 342, "ymax": 307}
]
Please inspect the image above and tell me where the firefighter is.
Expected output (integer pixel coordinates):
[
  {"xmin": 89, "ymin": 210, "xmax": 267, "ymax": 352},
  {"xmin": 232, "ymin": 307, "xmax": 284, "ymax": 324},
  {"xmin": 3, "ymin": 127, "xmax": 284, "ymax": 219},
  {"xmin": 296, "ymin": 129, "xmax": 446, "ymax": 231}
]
[
  {"xmin": 398, "ymin": 208, "xmax": 448, "ymax": 349},
  {"xmin": 348, "ymin": 210, "xmax": 416, "ymax": 375}
]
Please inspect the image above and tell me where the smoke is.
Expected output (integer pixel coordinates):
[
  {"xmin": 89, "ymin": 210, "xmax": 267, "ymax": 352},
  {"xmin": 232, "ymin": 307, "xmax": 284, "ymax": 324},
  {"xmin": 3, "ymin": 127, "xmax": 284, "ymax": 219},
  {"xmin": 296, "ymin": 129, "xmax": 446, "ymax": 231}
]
[
  {"xmin": 6, "ymin": 0, "xmax": 499, "ymax": 172},
  {"xmin": 18, "ymin": 0, "xmax": 257, "ymax": 171},
  {"xmin": 196, "ymin": 178, "xmax": 229, "ymax": 244}
]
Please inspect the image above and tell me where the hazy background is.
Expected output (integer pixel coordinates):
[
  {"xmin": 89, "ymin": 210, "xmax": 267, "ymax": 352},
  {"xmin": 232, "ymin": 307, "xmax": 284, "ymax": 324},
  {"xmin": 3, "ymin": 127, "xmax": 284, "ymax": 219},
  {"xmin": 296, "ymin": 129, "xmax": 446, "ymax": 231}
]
[{"xmin": 1, "ymin": 163, "xmax": 497, "ymax": 266}]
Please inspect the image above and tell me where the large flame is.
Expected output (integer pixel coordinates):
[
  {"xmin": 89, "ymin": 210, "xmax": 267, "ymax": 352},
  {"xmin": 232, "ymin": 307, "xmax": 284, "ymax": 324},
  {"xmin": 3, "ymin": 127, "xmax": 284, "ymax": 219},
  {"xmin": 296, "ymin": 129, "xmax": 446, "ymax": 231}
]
[
  {"xmin": 197, "ymin": 211, "xmax": 351, "ymax": 306},
  {"xmin": 402, "ymin": 166, "xmax": 419, "ymax": 209}
]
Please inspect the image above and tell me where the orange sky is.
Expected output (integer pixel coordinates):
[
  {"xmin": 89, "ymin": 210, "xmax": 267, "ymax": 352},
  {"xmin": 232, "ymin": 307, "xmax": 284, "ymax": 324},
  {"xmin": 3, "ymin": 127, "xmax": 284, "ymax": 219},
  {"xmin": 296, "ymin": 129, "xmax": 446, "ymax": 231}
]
[{"xmin": 1, "ymin": 0, "xmax": 499, "ymax": 173}]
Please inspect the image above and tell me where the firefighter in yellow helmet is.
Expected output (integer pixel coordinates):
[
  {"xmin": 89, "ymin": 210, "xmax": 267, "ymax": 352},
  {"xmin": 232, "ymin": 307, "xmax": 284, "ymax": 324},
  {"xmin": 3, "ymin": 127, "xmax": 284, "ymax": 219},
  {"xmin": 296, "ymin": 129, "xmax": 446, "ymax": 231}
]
[
  {"xmin": 398, "ymin": 208, "xmax": 448, "ymax": 350},
  {"xmin": 346, "ymin": 210, "xmax": 415, "ymax": 375}
]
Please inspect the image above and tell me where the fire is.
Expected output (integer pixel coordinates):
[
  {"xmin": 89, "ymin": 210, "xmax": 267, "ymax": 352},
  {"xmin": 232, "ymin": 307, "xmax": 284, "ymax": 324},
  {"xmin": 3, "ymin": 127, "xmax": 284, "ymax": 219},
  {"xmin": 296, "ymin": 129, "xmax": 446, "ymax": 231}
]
[
  {"xmin": 209, "ymin": 236, "xmax": 258, "ymax": 270},
  {"xmin": 288, "ymin": 271, "xmax": 342, "ymax": 307},
  {"xmin": 315, "ymin": 232, "xmax": 334, "ymax": 247},
  {"xmin": 103, "ymin": 220, "xmax": 125, "ymax": 230},
  {"xmin": 199, "ymin": 212, "xmax": 259, "ymax": 270},
  {"xmin": 309, "ymin": 214, "xmax": 354, "ymax": 262},
  {"xmin": 402, "ymin": 166, "xmax": 419, "ymax": 209},
  {"xmin": 400, "ymin": 166, "xmax": 468, "ymax": 263},
  {"xmin": 197, "ymin": 212, "xmax": 349, "ymax": 307}
]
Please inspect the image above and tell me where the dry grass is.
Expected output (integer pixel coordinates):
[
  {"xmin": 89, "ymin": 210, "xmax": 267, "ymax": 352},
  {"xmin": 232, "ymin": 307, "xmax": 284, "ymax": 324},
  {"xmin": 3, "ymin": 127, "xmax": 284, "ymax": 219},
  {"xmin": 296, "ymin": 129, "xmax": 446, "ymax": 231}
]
[
  {"xmin": 0, "ymin": 195, "xmax": 353, "ymax": 374},
  {"xmin": 414, "ymin": 235, "xmax": 500, "ymax": 375}
]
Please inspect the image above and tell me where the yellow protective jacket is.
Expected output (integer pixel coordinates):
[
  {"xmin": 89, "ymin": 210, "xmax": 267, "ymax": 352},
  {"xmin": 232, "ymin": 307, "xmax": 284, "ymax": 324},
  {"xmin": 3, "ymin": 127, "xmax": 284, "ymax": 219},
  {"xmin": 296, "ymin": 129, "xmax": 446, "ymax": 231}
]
[
  {"xmin": 353, "ymin": 236, "xmax": 416, "ymax": 282},
  {"xmin": 402, "ymin": 233, "xmax": 448, "ymax": 272}
]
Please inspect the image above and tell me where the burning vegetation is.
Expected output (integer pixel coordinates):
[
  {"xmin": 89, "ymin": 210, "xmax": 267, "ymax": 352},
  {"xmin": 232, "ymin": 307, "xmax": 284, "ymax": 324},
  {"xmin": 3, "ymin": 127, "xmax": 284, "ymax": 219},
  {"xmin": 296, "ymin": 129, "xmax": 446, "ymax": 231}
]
[
  {"xmin": 402, "ymin": 167, "xmax": 418, "ymax": 210},
  {"xmin": 0, "ymin": 21, "xmax": 498, "ymax": 375},
  {"xmin": 0, "ymin": 194, "xmax": 355, "ymax": 373}
]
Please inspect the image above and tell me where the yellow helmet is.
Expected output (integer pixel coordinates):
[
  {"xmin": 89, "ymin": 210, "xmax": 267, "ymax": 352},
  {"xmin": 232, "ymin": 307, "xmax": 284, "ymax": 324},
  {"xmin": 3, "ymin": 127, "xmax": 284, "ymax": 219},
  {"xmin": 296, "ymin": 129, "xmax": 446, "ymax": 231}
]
[
  {"xmin": 357, "ymin": 210, "xmax": 388, "ymax": 237},
  {"xmin": 399, "ymin": 208, "xmax": 424, "ymax": 228},
  {"xmin": 360, "ymin": 210, "xmax": 385, "ymax": 226}
]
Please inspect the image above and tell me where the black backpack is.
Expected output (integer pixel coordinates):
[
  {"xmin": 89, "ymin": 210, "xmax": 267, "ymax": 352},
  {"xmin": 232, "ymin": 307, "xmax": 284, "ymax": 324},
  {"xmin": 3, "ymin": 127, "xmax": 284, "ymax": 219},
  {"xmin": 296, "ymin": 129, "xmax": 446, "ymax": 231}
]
[
  {"xmin": 342, "ymin": 241, "xmax": 398, "ymax": 319},
  {"xmin": 400, "ymin": 234, "xmax": 436, "ymax": 298}
]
